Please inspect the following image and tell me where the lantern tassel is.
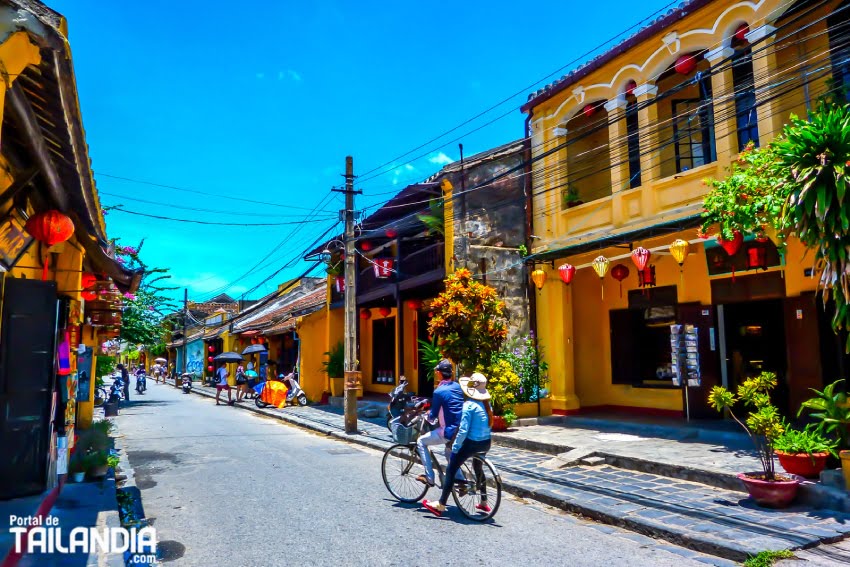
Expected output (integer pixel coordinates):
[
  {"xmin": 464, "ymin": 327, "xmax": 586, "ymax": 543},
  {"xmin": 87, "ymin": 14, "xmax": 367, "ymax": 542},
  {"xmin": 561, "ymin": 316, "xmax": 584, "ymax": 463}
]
[
  {"xmin": 619, "ymin": 282, "xmax": 623, "ymax": 299},
  {"xmin": 601, "ymin": 280, "xmax": 604, "ymax": 301},
  {"xmin": 42, "ymin": 254, "xmax": 49, "ymax": 282}
]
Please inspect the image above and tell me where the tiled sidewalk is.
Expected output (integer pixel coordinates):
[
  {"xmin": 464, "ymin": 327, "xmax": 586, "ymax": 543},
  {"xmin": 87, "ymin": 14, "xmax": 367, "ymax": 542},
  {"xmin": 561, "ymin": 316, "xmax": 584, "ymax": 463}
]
[{"xmin": 175, "ymin": 380, "xmax": 850, "ymax": 562}]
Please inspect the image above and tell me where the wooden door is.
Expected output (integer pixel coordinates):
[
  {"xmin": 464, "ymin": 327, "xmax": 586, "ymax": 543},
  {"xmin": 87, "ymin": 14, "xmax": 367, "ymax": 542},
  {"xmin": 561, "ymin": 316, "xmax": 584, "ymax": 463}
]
[
  {"xmin": 784, "ymin": 294, "xmax": 823, "ymax": 416},
  {"xmin": 677, "ymin": 303, "xmax": 722, "ymax": 419}
]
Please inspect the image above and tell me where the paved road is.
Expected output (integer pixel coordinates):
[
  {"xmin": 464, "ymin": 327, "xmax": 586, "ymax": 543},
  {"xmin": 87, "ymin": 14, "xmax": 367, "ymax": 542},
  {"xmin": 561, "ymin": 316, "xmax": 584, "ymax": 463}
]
[{"xmin": 115, "ymin": 383, "xmax": 727, "ymax": 567}]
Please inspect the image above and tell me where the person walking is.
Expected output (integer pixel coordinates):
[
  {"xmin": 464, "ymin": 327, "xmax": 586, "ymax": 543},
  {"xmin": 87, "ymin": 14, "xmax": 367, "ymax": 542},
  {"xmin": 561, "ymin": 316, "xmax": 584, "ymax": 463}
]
[
  {"xmin": 415, "ymin": 360, "xmax": 464, "ymax": 487},
  {"xmin": 422, "ymin": 372, "xmax": 494, "ymax": 517},
  {"xmin": 235, "ymin": 363, "xmax": 248, "ymax": 403},
  {"xmin": 118, "ymin": 364, "xmax": 130, "ymax": 402},
  {"xmin": 215, "ymin": 362, "xmax": 234, "ymax": 406}
]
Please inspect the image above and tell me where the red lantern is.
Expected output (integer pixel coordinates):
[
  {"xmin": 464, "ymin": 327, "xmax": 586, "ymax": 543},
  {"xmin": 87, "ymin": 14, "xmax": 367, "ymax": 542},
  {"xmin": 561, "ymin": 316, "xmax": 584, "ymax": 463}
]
[
  {"xmin": 385, "ymin": 228, "xmax": 398, "ymax": 238},
  {"xmin": 251, "ymin": 338, "xmax": 258, "ymax": 345},
  {"xmin": 373, "ymin": 258, "xmax": 394, "ymax": 278},
  {"xmin": 406, "ymin": 299, "xmax": 422, "ymax": 310},
  {"xmin": 360, "ymin": 309, "xmax": 372, "ymax": 320},
  {"xmin": 360, "ymin": 241, "xmax": 372, "ymax": 252},
  {"xmin": 747, "ymin": 239, "xmax": 768, "ymax": 271},
  {"xmin": 207, "ymin": 365, "xmax": 214, "ymax": 372},
  {"xmin": 207, "ymin": 356, "xmax": 214, "ymax": 363},
  {"xmin": 735, "ymin": 23, "xmax": 749, "ymax": 42},
  {"xmin": 638, "ymin": 265, "xmax": 656, "ymax": 288},
  {"xmin": 81, "ymin": 272, "xmax": 97, "ymax": 290},
  {"xmin": 718, "ymin": 231, "xmax": 743, "ymax": 256},
  {"xmin": 558, "ymin": 264, "xmax": 576, "ymax": 284},
  {"xmin": 625, "ymin": 80, "xmax": 637, "ymax": 96},
  {"xmin": 674, "ymin": 53, "xmax": 698, "ymax": 75},
  {"xmin": 582, "ymin": 104, "xmax": 595, "ymax": 119},
  {"xmin": 611, "ymin": 264, "xmax": 630, "ymax": 298},
  {"xmin": 208, "ymin": 345, "xmax": 215, "ymax": 353},
  {"xmin": 378, "ymin": 306, "xmax": 392, "ymax": 317},
  {"xmin": 24, "ymin": 210, "xmax": 75, "ymax": 281},
  {"xmin": 81, "ymin": 290, "xmax": 97, "ymax": 301},
  {"xmin": 335, "ymin": 276, "xmax": 345, "ymax": 293},
  {"xmin": 631, "ymin": 247, "xmax": 651, "ymax": 272}
]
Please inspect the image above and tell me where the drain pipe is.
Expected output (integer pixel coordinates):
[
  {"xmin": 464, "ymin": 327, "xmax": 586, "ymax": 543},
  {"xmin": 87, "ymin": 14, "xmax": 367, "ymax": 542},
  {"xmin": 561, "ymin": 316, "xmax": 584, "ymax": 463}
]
[{"xmin": 523, "ymin": 112, "xmax": 541, "ymax": 417}]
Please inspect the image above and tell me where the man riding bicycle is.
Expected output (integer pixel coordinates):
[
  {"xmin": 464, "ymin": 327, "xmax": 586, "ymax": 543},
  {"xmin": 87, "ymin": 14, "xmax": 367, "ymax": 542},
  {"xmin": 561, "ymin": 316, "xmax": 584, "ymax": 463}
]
[{"xmin": 415, "ymin": 359, "xmax": 464, "ymax": 487}]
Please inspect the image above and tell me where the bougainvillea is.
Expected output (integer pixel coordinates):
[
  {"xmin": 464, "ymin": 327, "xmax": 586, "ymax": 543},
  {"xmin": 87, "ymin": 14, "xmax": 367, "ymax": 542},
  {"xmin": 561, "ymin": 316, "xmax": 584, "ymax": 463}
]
[{"xmin": 427, "ymin": 268, "xmax": 508, "ymax": 373}]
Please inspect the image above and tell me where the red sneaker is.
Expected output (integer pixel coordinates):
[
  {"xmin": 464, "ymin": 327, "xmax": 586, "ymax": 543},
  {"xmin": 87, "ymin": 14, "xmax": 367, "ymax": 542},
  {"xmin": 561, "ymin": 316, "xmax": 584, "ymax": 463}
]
[
  {"xmin": 422, "ymin": 500, "xmax": 445, "ymax": 517},
  {"xmin": 475, "ymin": 502, "xmax": 491, "ymax": 513}
]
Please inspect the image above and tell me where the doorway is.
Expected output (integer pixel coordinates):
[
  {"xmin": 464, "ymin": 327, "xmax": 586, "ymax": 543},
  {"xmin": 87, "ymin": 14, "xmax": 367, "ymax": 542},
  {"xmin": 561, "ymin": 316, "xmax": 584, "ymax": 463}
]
[{"xmin": 721, "ymin": 299, "xmax": 789, "ymax": 413}]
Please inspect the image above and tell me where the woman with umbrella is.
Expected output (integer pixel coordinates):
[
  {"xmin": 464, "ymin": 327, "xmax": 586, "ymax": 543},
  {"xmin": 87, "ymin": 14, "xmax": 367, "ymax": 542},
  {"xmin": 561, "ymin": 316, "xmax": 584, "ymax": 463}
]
[
  {"xmin": 240, "ymin": 342, "xmax": 267, "ymax": 402},
  {"xmin": 212, "ymin": 351, "xmax": 244, "ymax": 406},
  {"xmin": 153, "ymin": 357, "xmax": 167, "ymax": 384}
]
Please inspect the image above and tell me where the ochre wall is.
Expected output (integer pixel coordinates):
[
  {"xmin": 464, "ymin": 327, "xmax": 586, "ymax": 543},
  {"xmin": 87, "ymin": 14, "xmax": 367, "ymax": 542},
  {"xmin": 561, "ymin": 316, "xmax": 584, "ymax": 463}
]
[{"xmin": 298, "ymin": 308, "xmax": 329, "ymax": 402}]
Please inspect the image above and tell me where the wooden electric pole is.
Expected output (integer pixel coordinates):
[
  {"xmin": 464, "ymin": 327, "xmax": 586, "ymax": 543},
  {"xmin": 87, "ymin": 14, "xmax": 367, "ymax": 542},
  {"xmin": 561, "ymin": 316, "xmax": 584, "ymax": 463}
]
[
  {"xmin": 341, "ymin": 156, "xmax": 361, "ymax": 434},
  {"xmin": 181, "ymin": 288, "xmax": 188, "ymax": 375}
]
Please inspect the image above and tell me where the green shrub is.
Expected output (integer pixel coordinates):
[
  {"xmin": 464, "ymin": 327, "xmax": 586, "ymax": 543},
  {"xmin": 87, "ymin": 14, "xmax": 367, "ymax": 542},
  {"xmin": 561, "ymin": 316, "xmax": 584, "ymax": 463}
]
[
  {"xmin": 773, "ymin": 426, "xmax": 836, "ymax": 457},
  {"xmin": 322, "ymin": 341, "xmax": 345, "ymax": 378}
]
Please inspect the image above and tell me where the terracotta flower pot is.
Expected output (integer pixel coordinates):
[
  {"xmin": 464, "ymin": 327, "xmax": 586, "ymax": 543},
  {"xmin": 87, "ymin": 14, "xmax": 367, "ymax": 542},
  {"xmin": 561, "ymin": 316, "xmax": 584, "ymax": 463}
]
[
  {"xmin": 492, "ymin": 416, "xmax": 508, "ymax": 432},
  {"xmin": 775, "ymin": 451, "xmax": 830, "ymax": 479},
  {"xmin": 737, "ymin": 472, "xmax": 801, "ymax": 508}
]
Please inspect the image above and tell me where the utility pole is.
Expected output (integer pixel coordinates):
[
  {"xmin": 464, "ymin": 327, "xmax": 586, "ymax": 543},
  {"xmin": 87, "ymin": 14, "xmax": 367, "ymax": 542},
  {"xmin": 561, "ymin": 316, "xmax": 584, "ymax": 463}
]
[
  {"xmin": 181, "ymin": 288, "xmax": 188, "ymax": 376},
  {"xmin": 338, "ymin": 156, "xmax": 361, "ymax": 434}
]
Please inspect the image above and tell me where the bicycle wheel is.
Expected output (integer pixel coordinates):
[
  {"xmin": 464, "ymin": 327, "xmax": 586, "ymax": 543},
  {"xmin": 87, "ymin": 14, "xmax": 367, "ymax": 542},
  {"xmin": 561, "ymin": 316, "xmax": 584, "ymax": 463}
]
[
  {"xmin": 451, "ymin": 455, "xmax": 501, "ymax": 521},
  {"xmin": 381, "ymin": 444, "xmax": 429, "ymax": 503}
]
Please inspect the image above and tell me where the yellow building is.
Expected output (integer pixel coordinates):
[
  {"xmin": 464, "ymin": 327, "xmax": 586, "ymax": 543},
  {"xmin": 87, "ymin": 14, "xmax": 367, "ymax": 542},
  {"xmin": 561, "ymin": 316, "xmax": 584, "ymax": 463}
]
[{"xmin": 523, "ymin": 0, "xmax": 846, "ymax": 419}]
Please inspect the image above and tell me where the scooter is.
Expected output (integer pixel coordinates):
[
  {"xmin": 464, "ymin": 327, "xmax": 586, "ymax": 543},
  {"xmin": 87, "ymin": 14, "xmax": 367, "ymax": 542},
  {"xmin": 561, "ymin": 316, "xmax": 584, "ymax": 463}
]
[
  {"xmin": 109, "ymin": 377, "xmax": 125, "ymax": 403},
  {"xmin": 181, "ymin": 373, "xmax": 192, "ymax": 394},
  {"xmin": 135, "ymin": 371, "xmax": 146, "ymax": 394},
  {"xmin": 283, "ymin": 373, "xmax": 308, "ymax": 407},
  {"xmin": 386, "ymin": 376, "xmax": 428, "ymax": 429}
]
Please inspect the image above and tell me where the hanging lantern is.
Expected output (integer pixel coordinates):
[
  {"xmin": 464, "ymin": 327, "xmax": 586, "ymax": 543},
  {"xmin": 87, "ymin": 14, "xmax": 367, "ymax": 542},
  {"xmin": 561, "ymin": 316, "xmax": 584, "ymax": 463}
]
[
  {"xmin": 582, "ymin": 104, "xmax": 596, "ymax": 119},
  {"xmin": 558, "ymin": 264, "xmax": 576, "ymax": 285},
  {"xmin": 406, "ymin": 299, "xmax": 422, "ymax": 310},
  {"xmin": 718, "ymin": 231, "xmax": 743, "ymax": 256},
  {"xmin": 735, "ymin": 23, "xmax": 750, "ymax": 42},
  {"xmin": 81, "ymin": 290, "xmax": 96, "ymax": 302},
  {"xmin": 208, "ymin": 345, "xmax": 215, "ymax": 353},
  {"xmin": 378, "ymin": 306, "xmax": 392, "ymax": 318},
  {"xmin": 591, "ymin": 256, "xmax": 610, "ymax": 300},
  {"xmin": 251, "ymin": 338, "xmax": 258, "ymax": 344},
  {"xmin": 81, "ymin": 272, "xmax": 97, "ymax": 290},
  {"xmin": 335, "ymin": 276, "xmax": 345, "ymax": 293},
  {"xmin": 675, "ymin": 53, "xmax": 698, "ymax": 75},
  {"xmin": 24, "ymin": 210, "xmax": 75, "ymax": 281},
  {"xmin": 385, "ymin": 228, "xmax": 398, "ymax": 238},
  {"xmin": 669, "ymin": 239, "xmax": 690, "ymax": 266},
  {"xmin": 360, "ymin": 309, "xmax": 372, "ymax": 320},
  {"xmin": 207, "ymin": 365, "xmax": 214, "ymax": 372},
  {"xmin": 531, "ymin": 268, "xmax": 547, "ymax": 290},
  {"xmin": 638, "ymin": 265, "xmax": 657, "ymax": 288},
  {"xmin": 611, "ymin": 264, "xmax": 630, "ymax": 298},
  {"xmin": 360, "ymin": 241, "xmax": 372, "ymax": 252},
  {"xmin": 373, "ymin": 258, "xmax": 394, "ymax": 278},
  {"xmin": 747, "ymin": 238, "xmax": 768, "ymax": 271},
  {"xmin": 631, "ymin": 247, "xmax": 651, "ymax": 272},
  {"xmin": 625, "ymin": 80, "xmax": 637, "ymax": 97},
  {"xmin": 207, "ymin": 356, "xmax": 214, "ymax": 363}
]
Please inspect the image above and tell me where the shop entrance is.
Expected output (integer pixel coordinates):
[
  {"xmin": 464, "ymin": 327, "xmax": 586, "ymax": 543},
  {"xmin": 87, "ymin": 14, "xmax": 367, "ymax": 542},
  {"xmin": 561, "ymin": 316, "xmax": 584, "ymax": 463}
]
[{"xmin": 720, "ymin": 299, "xmax": 789, "ymax": 414}]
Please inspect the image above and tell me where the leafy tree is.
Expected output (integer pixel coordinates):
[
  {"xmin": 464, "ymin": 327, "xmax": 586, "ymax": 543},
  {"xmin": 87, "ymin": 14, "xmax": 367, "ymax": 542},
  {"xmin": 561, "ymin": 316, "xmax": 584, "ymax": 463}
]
[
  {"xmin": 416, "ymin": 198, "xmax": 445, "ymax": 236},
  {"xmin": 428, "ymin": 268, "xmax": 508, "ymax": 373}
]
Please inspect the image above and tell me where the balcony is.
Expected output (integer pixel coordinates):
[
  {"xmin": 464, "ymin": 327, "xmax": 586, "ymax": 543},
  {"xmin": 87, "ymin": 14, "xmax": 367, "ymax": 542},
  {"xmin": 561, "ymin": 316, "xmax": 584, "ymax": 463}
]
[{"xmin": 356, "ymin": 239, "xmax": 445, "ymax": 303}]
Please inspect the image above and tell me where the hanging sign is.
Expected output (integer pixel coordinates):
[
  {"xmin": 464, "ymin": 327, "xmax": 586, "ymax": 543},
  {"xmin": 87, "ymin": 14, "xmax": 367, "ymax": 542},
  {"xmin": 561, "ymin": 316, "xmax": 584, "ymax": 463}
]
[
  {"xmin": 0, "ymin": 214, "xmax": 34, "ymax": 270},
  {"xmin": 373, "ymin": 258, "xmax": 394, "ymax": 279}
]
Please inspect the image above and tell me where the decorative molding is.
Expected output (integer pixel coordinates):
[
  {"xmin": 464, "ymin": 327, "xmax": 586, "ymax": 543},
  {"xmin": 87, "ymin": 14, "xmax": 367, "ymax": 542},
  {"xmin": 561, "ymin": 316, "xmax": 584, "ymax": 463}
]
[
  {"xmin": 553, "ymin": 127, "xmax": 568, "ymax": 136},
  {"xmin": 632, "ymin": 84, "xmax": 658, "ymax": 98},
  {"xmin": 705, "ymin": 46, "xmax": 735, "ymax": 63},
  {"xmin": 662, "ymin": 32, "xmax": 680, "ymax": 54},
  {"xmin": 745, "ymin": 24, "xmax": 777, "ymax": 43},
  {"xmin": 572, "ymin": 86, "xmax": 585, "ymax": 103},
  {"xmin": 604, "ymin": 96, "xmax": 628, "ymax": 112}
]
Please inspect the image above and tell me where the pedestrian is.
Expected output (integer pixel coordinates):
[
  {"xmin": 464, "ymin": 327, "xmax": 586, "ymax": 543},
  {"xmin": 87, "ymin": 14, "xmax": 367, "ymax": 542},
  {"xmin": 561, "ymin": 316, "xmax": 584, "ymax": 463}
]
[
  {"xmin": 152, "ymin": 362, "xmax": 161, "ymax": 384},
  {"xmin": 415, "ymin": 360, "xmax": 465, "ymax": 487},
  {"xmin": 121, "ymin": 364, "xmax": 131, "ymax": 402},
  {"xmin": 235, "ymin": 363, "xmax": 248, "ymax": 402},
  {"xmin": 215, "ymin": 362, "xmax": 234, "ymax": 406},
  {"xmin": 422, "ymin": 372, "xmax": 494, "ymax": 517}
]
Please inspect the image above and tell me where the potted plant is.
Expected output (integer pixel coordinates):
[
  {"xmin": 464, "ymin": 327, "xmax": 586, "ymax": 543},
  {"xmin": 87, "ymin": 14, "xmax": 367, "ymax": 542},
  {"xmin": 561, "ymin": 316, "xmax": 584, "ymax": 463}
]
[
  {"xmin": 708, "ymin": 372, "xmax": 801, "ymax": 507},
  {"xmin": 797, "ymin": 379, "xmax": 850, "ymax": 488},
  {"xmin": 107, "ymin": 454, "xmax": 120, "ymax": 471},
  {"xmin": 68, "ymin": 455, "xmax": 86, "ymax": 483},
  {"xmin": 322, "ymin": 340, "xmax": 345, "ymax": 397},
  {"xmin": 561, "ymin": 185, "xmax": 583, "ymax": 209},
  {"xmin": 85, "ymin": 450, "xmax": 110, "ymax": 479},
  {"xmin": 773, "ymin": 426, "xmax": 836, "ymax": 478}
]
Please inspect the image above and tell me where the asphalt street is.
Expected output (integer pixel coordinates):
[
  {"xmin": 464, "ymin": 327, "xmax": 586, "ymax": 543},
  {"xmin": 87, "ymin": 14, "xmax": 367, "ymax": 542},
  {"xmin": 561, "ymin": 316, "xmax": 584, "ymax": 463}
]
[{"xmin": 115, "ymin": 382, "xmax": 727, "ymax": 567}]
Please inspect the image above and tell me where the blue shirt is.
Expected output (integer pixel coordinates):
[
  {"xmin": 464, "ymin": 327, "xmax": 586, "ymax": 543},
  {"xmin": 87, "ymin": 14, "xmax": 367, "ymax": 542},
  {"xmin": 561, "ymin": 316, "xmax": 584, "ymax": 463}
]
[
  {"xmin": 452, "ymin": 400, "xmax": 491, "ymax": 453},
  {"xmin": 429, "ymin": 381, "xmax": 464, "ymax": 439}
]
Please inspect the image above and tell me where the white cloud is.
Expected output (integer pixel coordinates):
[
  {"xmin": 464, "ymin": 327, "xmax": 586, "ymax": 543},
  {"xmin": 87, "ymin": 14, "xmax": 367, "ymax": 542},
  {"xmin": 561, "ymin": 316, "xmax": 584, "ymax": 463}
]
[
  {"xmin": 428, "ymin": 152, "xmax": 454, "ymax": 166},
  {"xmin": 391, "ymin": 164, "xmax": 418, "ymax": 185}
]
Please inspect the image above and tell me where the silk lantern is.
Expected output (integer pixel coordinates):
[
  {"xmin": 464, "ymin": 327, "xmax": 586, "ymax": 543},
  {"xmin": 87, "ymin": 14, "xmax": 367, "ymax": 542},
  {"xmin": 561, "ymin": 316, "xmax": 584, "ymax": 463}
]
[
  {"xmin": 625, "ymin": 80, "xmax": 637, "ymax": 96},
  {"xmin": 583, "ymin": 104, "xmax": 595, "ymax": 119},
  {"xmin": 208, "ymin": 345, "xmax": 215, "ymax": 353},
  {"xmin": 558, "ymin": 264, "xmax": 576, "ymax": 284},
  {"xmin": 360, "ymin": 241, "xmax": 372, "ymax": 252},
  {"xmin": 385, "ymin": 228, "xmax": 398, "ymax": 238},
  {"xmin": 24, "ymin": 210, "xmax": 75, "ymax": 281},
  {"xmin": 379, "ymin": 306, "xmax": 392, "ymax": 317},
  {"xmin": 81, "ymin": 272, "xmax": 97, "ymax": 290},
  {"xmin": 747, "ymin": 237, "xmax": 768, "ymax": 271},
  {"xmin": 207, "ymin": 365, "xmax": 214, "ymax": 372},
  {"xmin": 669, "ymin": 238, "xmax": 690, "ymax": 287},
  {"xmin": 631, "ymin": 247, "xmax": 651, "ymax": 272},
  {"xmin": 360, "ymin": 309, "xmax": 372, "ymax": 320},
  {"xmin": 591, "ymin": 256, "xmax": 610, "ymax": 300},
  {"xmin": 639, "ymin": 265, "xmax": 657, "ymax": 288},
  {"xmin": 735, "ymin": 23, "xmax": 749, "ymax": 42},
  {"xmin": 717, "ymin": 231, "xmax": 743, "ymax": 281},
  {"xmin": 406, "ymin": 299, "xmax": 422, "ymax": 310},
  {"xmin": 611, "ymin": 264, "xmax": 630, "ymax": 298},
  {"xmin": 81, "ymin": 290, "xmax": 96, "ymax": 302},
  {"xmin": 207, "ymin": 356, "xmax": 214, "ymax": 363},
  {"xmin": 675, "ymin": 53, "xmax": 697, "ymax": 75},
  {"xmin": 531, "ymin": 268, "xmax": 547, "ymax": 290}
]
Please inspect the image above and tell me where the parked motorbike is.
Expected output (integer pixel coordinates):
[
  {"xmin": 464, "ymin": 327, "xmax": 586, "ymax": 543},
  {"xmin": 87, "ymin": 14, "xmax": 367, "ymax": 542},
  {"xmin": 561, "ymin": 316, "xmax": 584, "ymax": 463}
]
[
  {"xmin": 386, "ymin": 376, "xmax": 428, "ymax": 429},
  {"xmin": 109, "ymin": 377, "xmax": 125, "ymax": 403},
  {"xmin": 135, "ymin": 371, "xmax": 146, "ymax": 394},
  {"xmin": 255, "ymin": 373, "xmax": 307, "ymax": 408},
  {"xmin": 181, "ymin": 373, "xmax": 192, "ymax": 394}
]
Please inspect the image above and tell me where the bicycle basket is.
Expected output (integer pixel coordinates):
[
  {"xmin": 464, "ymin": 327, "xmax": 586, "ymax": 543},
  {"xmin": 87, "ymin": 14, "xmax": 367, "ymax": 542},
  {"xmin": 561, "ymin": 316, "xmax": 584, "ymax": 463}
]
[{"xmin": 390, "ymin": 417, "xmax": 418, "ymax": 445}]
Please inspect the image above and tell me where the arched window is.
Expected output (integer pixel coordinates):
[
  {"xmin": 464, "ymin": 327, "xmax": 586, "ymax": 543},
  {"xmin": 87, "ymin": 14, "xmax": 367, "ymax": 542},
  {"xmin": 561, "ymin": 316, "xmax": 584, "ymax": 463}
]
[{"xmin": 731, "ymin": 33, "xmax": 759, "ymax": 149}]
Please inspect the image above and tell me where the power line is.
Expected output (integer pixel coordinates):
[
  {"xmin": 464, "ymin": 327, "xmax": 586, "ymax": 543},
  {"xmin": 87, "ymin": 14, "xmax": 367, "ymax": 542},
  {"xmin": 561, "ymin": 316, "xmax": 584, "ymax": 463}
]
[
  {"xmin": 98, "ymin": 191, "xmax": 328, "ymax": 218},
  {"xmin": 108, "ymin": 207, "xmax": 338, "ymax": 226}
]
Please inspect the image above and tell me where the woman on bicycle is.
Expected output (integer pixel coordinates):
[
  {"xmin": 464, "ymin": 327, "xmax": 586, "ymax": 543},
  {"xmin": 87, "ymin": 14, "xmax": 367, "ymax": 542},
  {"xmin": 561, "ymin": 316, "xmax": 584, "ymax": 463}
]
[{"xmin": 422, "ymin": 372, "xmax": 493, "ymax": 517}]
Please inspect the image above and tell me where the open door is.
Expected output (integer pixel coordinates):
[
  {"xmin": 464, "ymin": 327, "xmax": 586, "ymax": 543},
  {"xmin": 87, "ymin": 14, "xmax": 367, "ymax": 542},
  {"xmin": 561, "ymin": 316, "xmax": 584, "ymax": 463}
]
[
  {"xmin": 0, "ymin": 276, "xmax": 58, "ymax": 499},
  {"xmin": 677, "ymin": 303, "xmax": 722, "ymax": 419}
]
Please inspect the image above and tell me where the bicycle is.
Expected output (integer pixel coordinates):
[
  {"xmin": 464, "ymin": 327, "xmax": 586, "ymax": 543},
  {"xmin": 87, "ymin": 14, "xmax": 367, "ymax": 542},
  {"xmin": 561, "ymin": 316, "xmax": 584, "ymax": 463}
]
[{"xmin": 381, "ymin": 414, "xmax": 502, "ymax": 521}]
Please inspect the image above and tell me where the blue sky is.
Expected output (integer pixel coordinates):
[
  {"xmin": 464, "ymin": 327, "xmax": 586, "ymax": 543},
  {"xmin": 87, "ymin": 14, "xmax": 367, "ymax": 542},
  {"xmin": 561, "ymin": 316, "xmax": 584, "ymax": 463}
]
[{"xmin": 49, "ymin": 0, "xmax": 675, "ymax": 302}]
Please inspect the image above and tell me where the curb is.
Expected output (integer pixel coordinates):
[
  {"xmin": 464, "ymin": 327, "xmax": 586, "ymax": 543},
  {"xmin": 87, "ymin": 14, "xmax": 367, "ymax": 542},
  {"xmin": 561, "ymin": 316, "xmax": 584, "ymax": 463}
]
[{"xmin": 170, "ymin": 379, "xmax": 843, "ymax": 562}]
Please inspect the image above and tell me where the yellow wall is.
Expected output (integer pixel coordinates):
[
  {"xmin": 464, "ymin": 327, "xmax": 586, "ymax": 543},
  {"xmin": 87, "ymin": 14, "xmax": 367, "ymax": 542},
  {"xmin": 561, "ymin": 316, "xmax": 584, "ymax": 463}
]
[{"xmin": 298, "ymin": 308, "xmax": 330, "ymax": 401}]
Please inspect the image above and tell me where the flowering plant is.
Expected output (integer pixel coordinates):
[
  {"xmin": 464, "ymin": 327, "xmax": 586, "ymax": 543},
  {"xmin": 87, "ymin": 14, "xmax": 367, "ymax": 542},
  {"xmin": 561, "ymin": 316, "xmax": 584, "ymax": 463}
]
[{"xmin": 494, "ymin": 333, "xmax": 549, "ymax": 404}]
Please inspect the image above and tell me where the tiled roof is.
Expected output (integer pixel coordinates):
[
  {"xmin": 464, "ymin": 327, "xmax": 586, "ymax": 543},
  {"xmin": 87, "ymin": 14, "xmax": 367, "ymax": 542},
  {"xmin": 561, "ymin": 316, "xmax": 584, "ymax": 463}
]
[
  {"xmin": 232, "ymin": 284, "xmax": 326, "ymax": 334},
  {"xmin": 522, "ymin": 0, "xmax": 710, "ymax": 112}
]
